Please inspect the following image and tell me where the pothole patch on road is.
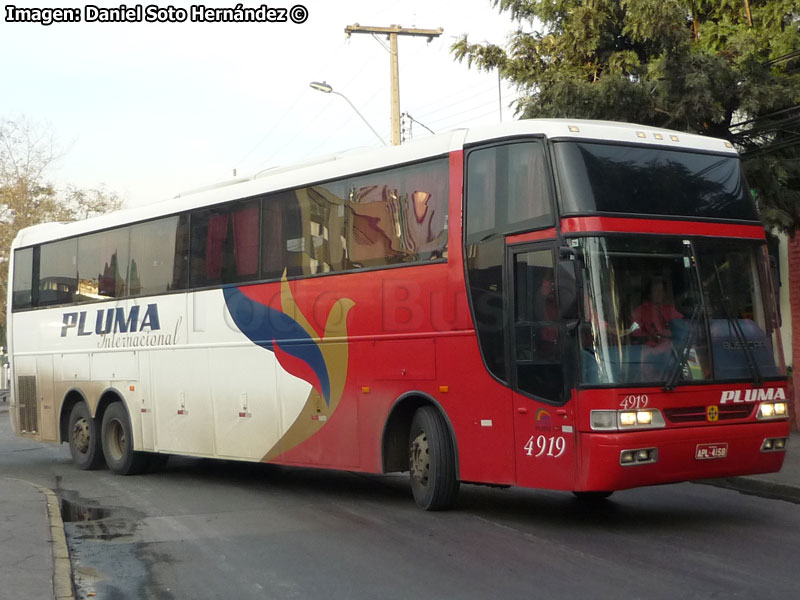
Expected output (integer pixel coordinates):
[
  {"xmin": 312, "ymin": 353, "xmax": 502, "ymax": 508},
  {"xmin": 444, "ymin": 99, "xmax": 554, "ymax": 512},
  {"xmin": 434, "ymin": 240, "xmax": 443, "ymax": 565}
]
[{"xmin": 58, "ymin": 490, "xmax": 150, "ymax": 599}]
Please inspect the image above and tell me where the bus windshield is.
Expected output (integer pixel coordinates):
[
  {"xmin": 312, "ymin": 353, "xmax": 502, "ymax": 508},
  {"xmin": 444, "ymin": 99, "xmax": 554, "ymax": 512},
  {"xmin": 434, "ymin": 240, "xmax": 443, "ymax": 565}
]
[
  {"xmin": 578, "ymin": 236, "xmax": 785, "ymax": 387},
  {"xmin": 554, "ymin": 142, "xmax": 759, "ymax": 221}
]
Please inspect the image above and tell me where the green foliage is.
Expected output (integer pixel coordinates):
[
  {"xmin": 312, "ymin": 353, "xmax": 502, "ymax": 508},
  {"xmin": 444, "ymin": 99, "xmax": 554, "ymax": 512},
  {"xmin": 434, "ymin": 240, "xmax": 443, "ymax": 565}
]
[
  {"xmin": 453, "ymin": 0, "xmax": 800, "ymax": 230},
  {"xmin": 0, "ymin": 117, "xmax": 123, "ymax": 337}
]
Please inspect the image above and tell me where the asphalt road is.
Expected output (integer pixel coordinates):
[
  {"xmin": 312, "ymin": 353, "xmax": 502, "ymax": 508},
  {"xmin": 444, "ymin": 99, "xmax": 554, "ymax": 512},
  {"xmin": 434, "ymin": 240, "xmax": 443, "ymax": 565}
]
[{"xmin": 2, "ymin": 410, "xmax": 798, "ymax": 600}]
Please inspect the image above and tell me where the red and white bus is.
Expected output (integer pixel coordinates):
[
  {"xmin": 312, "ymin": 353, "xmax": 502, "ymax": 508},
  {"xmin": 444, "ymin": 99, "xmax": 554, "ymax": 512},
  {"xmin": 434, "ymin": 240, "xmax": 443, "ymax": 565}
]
[{"xmin": 7, "ymin": 119, "xmax": 789, "ymax": 509}]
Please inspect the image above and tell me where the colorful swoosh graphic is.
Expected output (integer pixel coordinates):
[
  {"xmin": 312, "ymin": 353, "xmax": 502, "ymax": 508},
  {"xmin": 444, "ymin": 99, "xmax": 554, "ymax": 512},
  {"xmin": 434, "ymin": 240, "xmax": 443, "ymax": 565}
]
[
  {"xmin": 223, "ymin": 285, "xmax": 332, "ymax": 405},
  {"xmin": 223, "ymin": 274, "xmax": 354, "ymax": 460}
]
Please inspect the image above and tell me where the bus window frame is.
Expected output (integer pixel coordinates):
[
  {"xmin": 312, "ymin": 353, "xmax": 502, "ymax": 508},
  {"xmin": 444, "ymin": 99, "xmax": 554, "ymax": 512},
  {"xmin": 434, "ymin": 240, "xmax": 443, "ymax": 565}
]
[
  {"xmin": 462, "ymin": 136, "xmax": 561, "ymax": 390},
  {"xmin": 505, "ymin": 241, "xmax": 574, "ymax": 406},
  {"xmin": 9, "ymin": 154, "xmax": 451, "ymax": 313}
]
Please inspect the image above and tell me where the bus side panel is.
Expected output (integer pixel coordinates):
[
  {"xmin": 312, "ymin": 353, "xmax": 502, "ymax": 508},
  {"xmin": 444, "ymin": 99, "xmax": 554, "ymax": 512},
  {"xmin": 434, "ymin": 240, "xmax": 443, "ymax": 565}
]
[
  {"xmin": 512, "ymin": 391, "xmax": 577, "ymax": 491},
  {"xmin": 35, "ymin": 355, "xmax": 58, "ymax": 442},
  {"xmin": 137, "ymin": 351, "xmax": 155, "ymax": 451},
  {"xmin": 152, "ymin": 347, "xmax": 215, "ymax": 456},
  {"xmin": 209, "ymin": 346, "xmax": 282, "ymax": 461},
  {"xmin": 435, "ymin": 334, "xmax": 516, "ymax": 485},
  {"xmin": 245, "ymin": 263, "xmax": 517, "ymax": 484}
]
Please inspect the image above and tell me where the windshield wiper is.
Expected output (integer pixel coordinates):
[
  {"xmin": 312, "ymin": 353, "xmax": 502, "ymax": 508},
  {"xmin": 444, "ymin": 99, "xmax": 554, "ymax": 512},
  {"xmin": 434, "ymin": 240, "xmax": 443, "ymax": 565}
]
[
  {"xmin": 712, "ymin": 263, "xmax": 763, "ymax": 386},
  {"xmin": 663, "ymin": 303, "xmax": 702, "ymax": 391}
]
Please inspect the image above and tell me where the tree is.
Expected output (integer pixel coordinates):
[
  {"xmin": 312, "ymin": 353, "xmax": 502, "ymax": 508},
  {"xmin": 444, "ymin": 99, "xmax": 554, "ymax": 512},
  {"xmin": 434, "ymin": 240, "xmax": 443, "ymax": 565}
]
[
  {"xmin": 453, "ymin": 0, "xmax": 800, "ymax": 223},
  {"xmin": 0, "ymin": 117, "xmax": 123, "ymax": 342},
  {"xmin": 453, "ymin": 0, "xmax": 800, "ymax": 425}
]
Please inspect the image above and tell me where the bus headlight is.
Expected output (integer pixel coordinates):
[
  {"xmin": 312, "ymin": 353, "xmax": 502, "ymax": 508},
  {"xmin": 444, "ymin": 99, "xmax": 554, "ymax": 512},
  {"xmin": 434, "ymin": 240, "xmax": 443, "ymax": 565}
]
[
  {"xmin": 757, "ymin": 402, "xmax": 788, "ymax": 420},
  {"xmin": 762, "ymin": 437, "xmax": 788, "ymax": 452},
  {"xmin": 590, "ymin": 409, "xmax": 665, "ymax": 431},
  {"xmin": 619, "ymin": 409, "xmax": 664, "ymax": 429},
  {"xmin": 590, "ymin": 410, "xmax": 617, "ymax": 431}
]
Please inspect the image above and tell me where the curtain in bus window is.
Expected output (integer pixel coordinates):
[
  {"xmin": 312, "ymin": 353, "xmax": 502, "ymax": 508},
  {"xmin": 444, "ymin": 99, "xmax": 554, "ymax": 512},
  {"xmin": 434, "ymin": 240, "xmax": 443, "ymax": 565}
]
[
  {"xmin": 232, "ymin": 203, "xmax": 259, "ymax": 277},
  {"xmin": 191, "ymin": 199, "xmax": 260, "ymax": 286},
  {"xmin": 205, "ymin": 212, "xmax": 229, "ymax": 281}
]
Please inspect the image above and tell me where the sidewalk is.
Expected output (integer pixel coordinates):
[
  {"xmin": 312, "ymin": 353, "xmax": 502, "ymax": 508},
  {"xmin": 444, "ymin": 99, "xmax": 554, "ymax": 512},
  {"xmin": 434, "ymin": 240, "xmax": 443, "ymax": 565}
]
[
  {"xmin": 699, "ymin": 433, "xmax": 800, "ymax": 503},
  {"xmin": 0, "ymin": 405, "xmax": 73, "ymax": 600}
]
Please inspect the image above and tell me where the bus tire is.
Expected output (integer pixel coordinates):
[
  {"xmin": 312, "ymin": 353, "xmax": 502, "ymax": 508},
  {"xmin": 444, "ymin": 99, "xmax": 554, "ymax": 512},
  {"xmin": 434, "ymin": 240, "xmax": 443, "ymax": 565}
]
[
  {"xmin": 101, "ymin": 402, "xmax": 149, "ymax": 475},
  {"xmin": 409, "ymin": 406, "xmax": 459, "ymax": 510},
  {"xmin": 68, "ymin": 402, "xmax": 105, "ymax": 470}
]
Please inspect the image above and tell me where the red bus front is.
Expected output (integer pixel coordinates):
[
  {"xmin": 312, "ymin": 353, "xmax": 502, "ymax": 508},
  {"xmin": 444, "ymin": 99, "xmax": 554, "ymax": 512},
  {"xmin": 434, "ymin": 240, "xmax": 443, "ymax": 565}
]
[{"xmin": 461, "ymin": 127, "xmax": 789, "ymax": 498}]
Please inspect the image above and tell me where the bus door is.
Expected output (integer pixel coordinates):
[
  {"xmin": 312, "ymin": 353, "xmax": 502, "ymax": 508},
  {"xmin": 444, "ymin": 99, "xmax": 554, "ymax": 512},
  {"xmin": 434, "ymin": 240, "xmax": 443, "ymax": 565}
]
[{"xmin": 507, "ymin": 243, "xmax": 577, "ymax": 490}]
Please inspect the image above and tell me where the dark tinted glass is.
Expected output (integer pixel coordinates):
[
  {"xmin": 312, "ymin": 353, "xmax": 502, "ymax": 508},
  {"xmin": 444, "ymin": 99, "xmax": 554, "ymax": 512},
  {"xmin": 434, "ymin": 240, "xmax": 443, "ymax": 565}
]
[
  {"xmin": 12, "ymin": 248, "xmax": 34, "ymax": 309},
  {"xmin": 555, "ymin": 142, "xmax": 759, "ymax": 221},
  {"xmin": 694, "ymin": 239, "xmax": 784, "ymax": 380},
  {"xmin": 129, "ymin": 215, "xmax": 189, "ymax": 296},
  {"xmin": 190, "ymin": 199, "xmax": 260, "ymax": 286},
  {"xmin": 464, "ymin": 141, "xmax": 554, "ymax": 382},
  {"xmin": 464, "ymin": 237, "xmax": 506, "ymax": 381},
  {"xmin": 512, "ymin": 249, "xmax": 563, "ymax": 401},
  {"xmin": 466, "ymin": 141, "xmax": 553, "ymax": 242},
  {"xmin": 77, "ymin": 228, "xmax": 130, "ymax": 302},
  {"xmin": 39, "ymin": 239, "xmax": 77, "ymax": 306}
]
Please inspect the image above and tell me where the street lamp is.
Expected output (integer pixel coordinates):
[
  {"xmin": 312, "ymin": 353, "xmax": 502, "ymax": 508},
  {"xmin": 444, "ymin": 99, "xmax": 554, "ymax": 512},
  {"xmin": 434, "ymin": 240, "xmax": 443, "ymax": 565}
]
[{"xmin": 309, "ymin": 81, "xmax": 387, "ymax": 146}]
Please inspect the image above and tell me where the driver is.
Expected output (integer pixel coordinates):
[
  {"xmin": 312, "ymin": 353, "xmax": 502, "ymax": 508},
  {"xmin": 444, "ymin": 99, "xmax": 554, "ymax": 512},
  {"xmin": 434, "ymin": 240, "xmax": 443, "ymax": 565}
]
[{"xmin": 631, "ymin": 278, "xmax": 683, "ymax": 347}]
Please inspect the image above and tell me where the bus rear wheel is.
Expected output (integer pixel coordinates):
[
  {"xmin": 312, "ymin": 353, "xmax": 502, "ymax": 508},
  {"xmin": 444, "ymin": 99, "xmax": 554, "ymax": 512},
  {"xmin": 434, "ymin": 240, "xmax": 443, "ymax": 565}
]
[
  {"xmin": 101, "ymin": 402, "xmax": 149, "ymax": 475},
  {"xmin": 68, "ymin": 402, "xmax": 105, "ymax": 470},
  {"xmin": 409, "ymin": 406, "xmax": 459, "ymax": 510}
]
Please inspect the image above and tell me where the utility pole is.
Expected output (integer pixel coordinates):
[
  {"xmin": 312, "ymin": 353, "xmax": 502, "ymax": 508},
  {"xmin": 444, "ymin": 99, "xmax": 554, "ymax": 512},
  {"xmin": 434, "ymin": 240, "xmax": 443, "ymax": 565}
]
[{"xmin": 345, "ymin": 24, "xmax": 443, "ymax": 146}]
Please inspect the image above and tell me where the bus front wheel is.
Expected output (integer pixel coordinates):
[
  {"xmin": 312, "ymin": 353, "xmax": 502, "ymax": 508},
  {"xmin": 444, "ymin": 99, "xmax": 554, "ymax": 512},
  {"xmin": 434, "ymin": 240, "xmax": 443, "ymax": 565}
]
[
  {"xmin": 101, "ymin": 402, "xmax": 149, "ymax": 475},
  {"xmin": 408, "ymin": 406, "xmax": 459, "ymax": 510},
  {"xmin": 68, "ymin": 402, "xmax": 104, "ymax": 470}
]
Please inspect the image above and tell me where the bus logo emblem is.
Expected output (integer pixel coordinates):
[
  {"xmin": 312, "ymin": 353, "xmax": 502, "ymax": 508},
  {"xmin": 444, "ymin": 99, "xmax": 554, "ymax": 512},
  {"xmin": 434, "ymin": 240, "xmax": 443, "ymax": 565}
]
[{"xmin": 706, "ymin": 406, "xmax": 719, "ymax": 422}]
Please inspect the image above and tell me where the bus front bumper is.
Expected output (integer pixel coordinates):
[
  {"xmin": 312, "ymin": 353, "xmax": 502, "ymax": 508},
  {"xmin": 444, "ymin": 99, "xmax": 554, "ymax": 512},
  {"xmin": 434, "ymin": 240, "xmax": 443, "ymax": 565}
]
[{"xmin": 575, "ymin": 421, "xmax": 790, "ymax": 492}]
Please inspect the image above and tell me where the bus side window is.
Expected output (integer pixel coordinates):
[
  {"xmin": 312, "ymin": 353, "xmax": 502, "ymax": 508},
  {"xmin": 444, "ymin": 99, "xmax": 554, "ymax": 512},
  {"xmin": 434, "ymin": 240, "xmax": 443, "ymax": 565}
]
[
  {"xmin": 190, "ymin": 199, "xmax": 259, "ymax": 287},
  {"xmin": 39, "ymin": 239, "xmax": 78, "ymax": 307},
  {"xmin": 12, "ymin": 247, "xmax": 34, "ymax": 310},
  {"xmin": 129, "ymin": 215, "xmax": 190, "ymax": 296},
  {"xmin": 76, "ymin": 228, "xmax": 131, "ymax": 301}
]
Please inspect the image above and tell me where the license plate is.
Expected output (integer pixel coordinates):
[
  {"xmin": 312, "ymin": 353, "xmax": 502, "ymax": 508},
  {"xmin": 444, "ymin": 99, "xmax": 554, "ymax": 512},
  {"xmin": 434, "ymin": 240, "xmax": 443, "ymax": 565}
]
[{"xmin": 696, "ymin": 443, "xmax": 728, "ymax": 460}]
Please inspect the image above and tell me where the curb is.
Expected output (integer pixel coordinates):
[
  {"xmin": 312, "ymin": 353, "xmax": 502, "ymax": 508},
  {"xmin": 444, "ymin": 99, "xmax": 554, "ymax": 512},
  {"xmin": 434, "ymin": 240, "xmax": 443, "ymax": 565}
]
[
  {"xmin": 8, "ymin": 479, "xmax": 75, "ymax": 600},
  {"xmin": 696, "ymin": 477, "xmax": 800, "ymax": 505}
]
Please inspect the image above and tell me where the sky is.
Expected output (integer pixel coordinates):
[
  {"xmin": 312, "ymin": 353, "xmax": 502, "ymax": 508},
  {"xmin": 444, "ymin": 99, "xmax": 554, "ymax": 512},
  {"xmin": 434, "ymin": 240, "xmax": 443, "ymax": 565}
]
[{"xmin": 1, "ymin": 0, "xmax": 525, "ymax": 207}]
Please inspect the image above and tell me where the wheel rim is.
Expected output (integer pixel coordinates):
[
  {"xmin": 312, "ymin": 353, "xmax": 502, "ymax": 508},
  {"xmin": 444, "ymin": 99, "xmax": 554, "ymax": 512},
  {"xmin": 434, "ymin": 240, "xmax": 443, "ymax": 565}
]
[
  {"xmin": 107, "ymin": 418, "xmax": 125, "ymax": 462},
  {"xmin": 410, "ymin": 431, "xmax": 430, "ymax": 486},
  {"xmin": 72, "ymin": 418, "xmax": 90, "ymax": 454}
]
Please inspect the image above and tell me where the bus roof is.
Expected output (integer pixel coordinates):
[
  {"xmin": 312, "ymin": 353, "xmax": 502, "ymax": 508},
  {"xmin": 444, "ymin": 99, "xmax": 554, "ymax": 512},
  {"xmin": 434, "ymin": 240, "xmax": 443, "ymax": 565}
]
[{"xmin": 12, "ymin": 119, "xmax": 737, "ymax": 249}]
